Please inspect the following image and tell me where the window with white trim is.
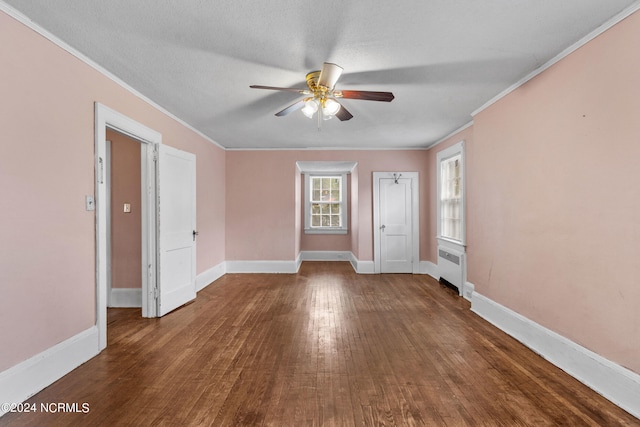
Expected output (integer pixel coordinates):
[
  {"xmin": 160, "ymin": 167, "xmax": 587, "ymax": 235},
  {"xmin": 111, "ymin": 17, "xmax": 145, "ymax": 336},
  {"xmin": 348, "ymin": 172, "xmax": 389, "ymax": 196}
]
[
  {"xmin": 304, "ymin": 173, "xmax": 348, "ymax": 234},
  {"xmin": 437, "ymin": 141, "xmax": 465, "ymax": 244}
]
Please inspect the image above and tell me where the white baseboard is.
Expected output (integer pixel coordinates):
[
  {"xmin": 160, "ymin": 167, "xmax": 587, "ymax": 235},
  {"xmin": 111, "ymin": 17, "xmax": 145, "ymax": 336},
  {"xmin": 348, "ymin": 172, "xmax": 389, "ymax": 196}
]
[
  {"xmin": 301, "ymin": 251, "xmax": 361, "ymax": 272},
  {"xmin": 297, "ymin": 251, "xmax": 374, "ymax": 274},
  {"xmin": 221, "ymin": 255, "xmax": 388, "ymax": 275},
  {"xmin": 225, "ymin": 260, "xmax": 300, "ymax": 274},
  {"xmin": 295, "ymin": 252, "xmax": 303, "ymax": 272},
  {"xmin": 300, "ymin": 250, "xmax": 352, "ymax": 261},
  {"xmin": 225, "ymin": 253, "xmax": 365, "ymax": 274},
  {"xmin": 471, "ymin": 292, "xmax": 640, "ymax": 419},
  {"xmin": 0, "ymin": 326, "xmax": 100, "ymax": 417},
  {"xmin": 303, "ymin": 251, "xmax": 373, "ymax": 274},
  {"xmin": 419, "ymin": 261, "xmax": 438, "ymax": 280},
  {"xmin": 462, "ymin": 281, "xmax": 474, "ymax": 302},
  {"xmin": 350, "ymin": 253, "xmax": 375, "ymax": 274},
  {"xmin": 196, "ymin": 261, "xmax": 226, "ymax": 292},
  {"xmin": 356, "ymin": 261, "xmax": 375, "ymax": 274},
  {"xmin": 109, "ymin": 288, "xmax": 142, "ymax": 308}
]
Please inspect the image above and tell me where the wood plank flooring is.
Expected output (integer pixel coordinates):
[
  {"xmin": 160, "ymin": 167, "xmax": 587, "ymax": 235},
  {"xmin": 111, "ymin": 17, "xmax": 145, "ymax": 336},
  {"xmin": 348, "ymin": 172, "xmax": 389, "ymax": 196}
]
[{"xmin": 2, "ymin": 262, "xmax": 638, "ymax": 426}]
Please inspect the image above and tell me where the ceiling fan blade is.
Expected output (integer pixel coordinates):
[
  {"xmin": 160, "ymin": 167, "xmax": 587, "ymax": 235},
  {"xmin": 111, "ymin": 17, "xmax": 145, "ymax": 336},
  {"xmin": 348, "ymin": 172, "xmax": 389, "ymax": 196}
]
[
  {"xmin": 318, "ymin": 63, "xmax": 343, "ymax": 90},
  {"xmin": 335, "ymin": 104, "xmax": 353, "ymax": 121},
  {"xmin": 339, "ymin": 90, "xmax": 395, "ymax": 102},
  {"xmin": 250, "ymin": 85, "xmax": 309, "ymax": 94},
  {"xmin": 275, "ymin": 99, "xmax": 305, "ymax": 117}
]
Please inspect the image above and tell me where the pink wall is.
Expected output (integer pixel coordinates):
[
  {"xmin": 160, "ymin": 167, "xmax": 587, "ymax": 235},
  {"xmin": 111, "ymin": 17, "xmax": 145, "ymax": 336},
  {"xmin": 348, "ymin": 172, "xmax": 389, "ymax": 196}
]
[
  {"xmin": 226, "ymin": 150, "xmax": 429, "ymax": 262},
  {"xmin": 225, "ymin": 151, "xmax": 298, "ymax": 260},
  {"xmin": 108, "ymin": 130, "xmax": 142, "ymax": 289},
  {"xmin": 451, "ymin": 12, "xmax": 640, "ymax": 374},
  {"xmin": 0, "ymin": 11, "xmax": 225, "ymax": 371}
]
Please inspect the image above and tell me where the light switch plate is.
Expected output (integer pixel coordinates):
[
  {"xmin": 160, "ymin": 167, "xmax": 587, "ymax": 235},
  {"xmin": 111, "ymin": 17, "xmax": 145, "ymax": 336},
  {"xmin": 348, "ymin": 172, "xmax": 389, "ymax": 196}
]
[
  {"xmin": 86, "ymin": 195, "xmax": 95, "ymax": 211},
  {"xmin": 123, "ymin": 203, "xmax": 131, "ymax": 213}
]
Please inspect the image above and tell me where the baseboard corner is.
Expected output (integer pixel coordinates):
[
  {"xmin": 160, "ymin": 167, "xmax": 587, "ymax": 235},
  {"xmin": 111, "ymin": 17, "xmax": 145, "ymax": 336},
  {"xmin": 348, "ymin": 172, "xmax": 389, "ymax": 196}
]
[
  {"xmin": 196, "ymin": 261, "xmax": 226, "ymax": 292},
  {"xmin": 419, "ymin": 261, "xmax": 438, "ymax": 279},
  {"xmin": 351, "ymin": 255, "xmax": 375, "ymax": 274}
]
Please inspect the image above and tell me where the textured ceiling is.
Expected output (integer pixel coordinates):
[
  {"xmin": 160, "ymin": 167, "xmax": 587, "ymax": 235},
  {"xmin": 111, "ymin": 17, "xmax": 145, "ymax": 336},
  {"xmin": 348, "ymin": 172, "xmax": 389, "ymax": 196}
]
[{"xmin": 4, "ymin": 0, "xmax": 638, "ymax": 149}]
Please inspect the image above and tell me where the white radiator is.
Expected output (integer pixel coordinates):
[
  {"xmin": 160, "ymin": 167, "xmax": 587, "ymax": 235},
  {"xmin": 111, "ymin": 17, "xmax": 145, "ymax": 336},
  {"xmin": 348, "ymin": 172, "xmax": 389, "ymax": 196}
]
[{"xmin": 438, "ymin": 245, "xmax": 464, "ymax": 294}]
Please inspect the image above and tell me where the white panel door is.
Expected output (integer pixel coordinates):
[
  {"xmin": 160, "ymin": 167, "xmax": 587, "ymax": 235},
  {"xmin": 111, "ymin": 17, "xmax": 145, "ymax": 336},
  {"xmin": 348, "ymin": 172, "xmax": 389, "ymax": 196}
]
[
  {"xmin": 158, "ymin": 144, "xmax": 196, "ymax": 316},
  {"xmin": 379, "ymin": 177, "xmax": 413, "ymax": 273}
]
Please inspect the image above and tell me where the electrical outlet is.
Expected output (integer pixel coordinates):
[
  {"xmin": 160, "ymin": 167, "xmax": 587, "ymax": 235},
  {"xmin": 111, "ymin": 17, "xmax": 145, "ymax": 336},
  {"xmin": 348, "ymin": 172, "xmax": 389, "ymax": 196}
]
[{"xmin": 123, "ymin": 203, "xmax": 131, "ymax": 213}]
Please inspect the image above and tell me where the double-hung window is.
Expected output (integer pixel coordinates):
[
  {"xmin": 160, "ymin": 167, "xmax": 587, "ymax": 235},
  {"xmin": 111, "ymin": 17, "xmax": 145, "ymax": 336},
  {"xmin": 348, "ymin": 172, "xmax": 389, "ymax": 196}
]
[
  {"xmin": 437, "ymin": 141, "xmax": 465, "ymax": 244},
  {"xmin": 304, "ymin": 173, "xmax": 348, "ymax": 234}
]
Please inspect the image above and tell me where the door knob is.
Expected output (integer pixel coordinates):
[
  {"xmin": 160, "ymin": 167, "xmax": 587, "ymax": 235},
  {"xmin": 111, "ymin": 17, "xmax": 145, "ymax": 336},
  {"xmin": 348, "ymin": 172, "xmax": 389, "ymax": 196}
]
[
  {"xmin": 193, "ymin": 230, "xmax": 199, "ymax": 241},
  {"xmin": 380, "ymin": 225, "xmax": 386, "ymax": 231}
]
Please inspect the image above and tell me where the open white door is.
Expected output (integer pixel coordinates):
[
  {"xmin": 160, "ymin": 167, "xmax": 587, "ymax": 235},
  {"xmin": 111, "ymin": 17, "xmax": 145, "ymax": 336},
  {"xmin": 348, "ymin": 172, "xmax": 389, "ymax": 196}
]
[{"xmin": 157, "ymin": 144, "xmax": 196, "ymax": 316}]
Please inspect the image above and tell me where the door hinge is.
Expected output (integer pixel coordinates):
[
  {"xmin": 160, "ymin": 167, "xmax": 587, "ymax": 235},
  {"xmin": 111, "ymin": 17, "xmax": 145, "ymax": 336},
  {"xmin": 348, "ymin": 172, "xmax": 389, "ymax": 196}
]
[
  {"xmin": 153, "ymin": 147, "xmax": 158, "ymax": 162},
  {"xmin": 98, "ymin": 157, "xmax": 104, "ymax": 184},
  {"xmin": 153, "ymin": 287, "xmax": 159, "ymax": 299}
]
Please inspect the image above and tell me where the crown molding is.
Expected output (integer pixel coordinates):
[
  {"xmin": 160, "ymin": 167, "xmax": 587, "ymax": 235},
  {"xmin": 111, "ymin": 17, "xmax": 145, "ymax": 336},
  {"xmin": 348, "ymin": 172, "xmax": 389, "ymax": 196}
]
[
  {"xmin": 225, "ymin": 145, "xmax": 429, "ymax": 151},
  {"xmin": 426, "ymin": 121, "xmax": 474, "ymax": 150},
  {"xmin": 472, "ymin": 2, "xmax": 640, "ymax": 117},
  {"xmin": 0, "ymin": 2, "xmax": 225, "ymax": 151}
]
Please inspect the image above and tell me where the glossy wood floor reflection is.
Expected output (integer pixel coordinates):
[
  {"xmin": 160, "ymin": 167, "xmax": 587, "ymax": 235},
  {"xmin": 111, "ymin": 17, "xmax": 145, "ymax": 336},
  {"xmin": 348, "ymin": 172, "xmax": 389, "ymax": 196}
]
[{"xmin": 3, "ymin": 262, "xmax": 638, "ymax": 426}]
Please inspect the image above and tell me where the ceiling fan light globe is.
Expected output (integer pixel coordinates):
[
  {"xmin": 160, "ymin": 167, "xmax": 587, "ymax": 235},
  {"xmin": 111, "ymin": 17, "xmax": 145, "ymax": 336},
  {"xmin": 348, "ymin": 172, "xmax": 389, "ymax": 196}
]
[
  {"xmin": 323, "ymin": 98, "xmax": 341, "ymax": 116},
  {"xmin": 301, "ymin": 99, "xmax": 318, "ymax": 118},
  {"xmin": 302, "ymin": 108, "xmax": 315, "ymax": 119},
  {"xmin": 307, "ymin": 99, "xmax": 319, "ymax": 110}
]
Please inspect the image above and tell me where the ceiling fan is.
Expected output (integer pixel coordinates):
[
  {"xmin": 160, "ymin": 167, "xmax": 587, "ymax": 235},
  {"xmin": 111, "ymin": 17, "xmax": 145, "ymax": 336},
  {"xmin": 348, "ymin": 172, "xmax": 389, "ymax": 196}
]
[{"xmin": 250, "ymin": 63, "xmax": 394, "ymax": 122}]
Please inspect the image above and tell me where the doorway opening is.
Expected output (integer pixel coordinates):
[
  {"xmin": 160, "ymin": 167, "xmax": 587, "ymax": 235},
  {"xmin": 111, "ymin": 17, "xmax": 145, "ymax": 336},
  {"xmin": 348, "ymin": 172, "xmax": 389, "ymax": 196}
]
[
  {"xmin": 95, "ymin": 103, "xmax": 160, "ymax": 350},
  {"xmin": 106, "ymin": 130, "xmax": 143, "ymax": 309}
]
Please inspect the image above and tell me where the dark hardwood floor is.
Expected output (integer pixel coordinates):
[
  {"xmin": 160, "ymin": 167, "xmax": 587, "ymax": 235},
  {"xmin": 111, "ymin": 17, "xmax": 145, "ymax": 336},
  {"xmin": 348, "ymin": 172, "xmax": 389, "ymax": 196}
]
[{"xmin": 2, "ymin": 262, "xmax": 638, "ymax": 426}]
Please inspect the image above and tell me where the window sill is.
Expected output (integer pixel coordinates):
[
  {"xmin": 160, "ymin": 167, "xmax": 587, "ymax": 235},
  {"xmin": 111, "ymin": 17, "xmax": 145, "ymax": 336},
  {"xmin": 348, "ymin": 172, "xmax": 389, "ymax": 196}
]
[
  {"xmin": 437, "ymin": 236, "xmax": 466, "ymax": 251},
  {"xmin": 304, "ymin": 228, "xmax": 348, "ymax": 235}
]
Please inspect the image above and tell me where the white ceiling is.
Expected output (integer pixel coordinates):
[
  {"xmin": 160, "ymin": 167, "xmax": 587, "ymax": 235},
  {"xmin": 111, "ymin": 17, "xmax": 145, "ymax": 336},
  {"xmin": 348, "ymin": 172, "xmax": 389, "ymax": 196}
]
[{"xmin": 5, "ymin": 0, "xmax": 637, "ymax": 149}]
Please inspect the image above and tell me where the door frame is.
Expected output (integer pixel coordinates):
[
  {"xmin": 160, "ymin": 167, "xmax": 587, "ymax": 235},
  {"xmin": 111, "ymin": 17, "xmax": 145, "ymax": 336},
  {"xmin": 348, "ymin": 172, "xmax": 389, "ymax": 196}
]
[
  {"xmin": 105, "ymin": 139, "xmax": 112, "ymax": 308},
  {"xmin": 372, "ymin": 171, "xmax": 420, "ymax": 274},
  {"xmin": 94, "ymin": 103, "xmax": 160, "ymax": 350}
]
